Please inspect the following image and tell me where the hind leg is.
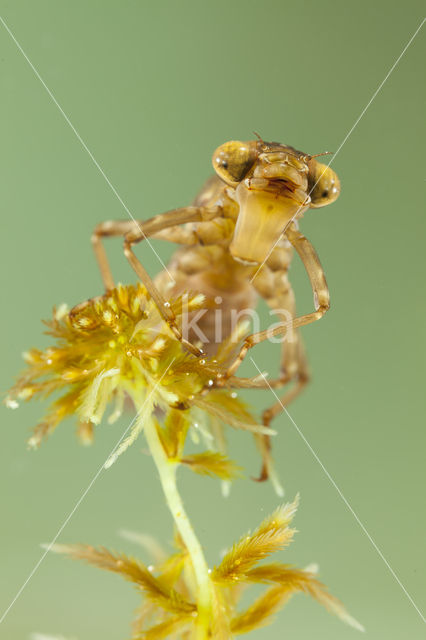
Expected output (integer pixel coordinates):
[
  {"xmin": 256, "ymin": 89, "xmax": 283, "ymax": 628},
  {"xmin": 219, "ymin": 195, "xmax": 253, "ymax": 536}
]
[
  {"xmin": 249, "ymin": 266, "xmax": 311, "ymax": 484},
  {"xmin": 254, "ymin": 328, "xmax": 311, "ymax": 486},
  {"xmin": 252, "ymin": 334, "xmax": 309, "ymax": 484},
  {"xmin": 261, "ymin": 335, "xmax": 310, "ymax": 426}
]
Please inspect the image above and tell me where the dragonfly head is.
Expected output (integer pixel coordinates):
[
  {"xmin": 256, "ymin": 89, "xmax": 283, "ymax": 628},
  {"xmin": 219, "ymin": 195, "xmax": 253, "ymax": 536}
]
[{"xmin": 212, "ymin": 139, "xmax": 340, "ymax": 264}]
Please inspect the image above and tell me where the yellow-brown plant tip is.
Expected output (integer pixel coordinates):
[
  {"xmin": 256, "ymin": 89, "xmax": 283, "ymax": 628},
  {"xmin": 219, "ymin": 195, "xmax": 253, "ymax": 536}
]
[
  {"xmin": 55, "ymin": 499, "xmax": 363, "ymax": 637},
  {"xmin": 7, "ymin": 284, "xmax": 263, "ymax": 471}
]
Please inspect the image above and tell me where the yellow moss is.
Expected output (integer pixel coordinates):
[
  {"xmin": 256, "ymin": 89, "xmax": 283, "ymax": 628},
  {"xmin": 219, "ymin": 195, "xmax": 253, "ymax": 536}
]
[
  {"xmin": 6, "ymin": 284, "xmax": 264, "ymax": 467},
  {"xmin": 53, "ymin": 498, "xmax": 363, "ymax": 638}
]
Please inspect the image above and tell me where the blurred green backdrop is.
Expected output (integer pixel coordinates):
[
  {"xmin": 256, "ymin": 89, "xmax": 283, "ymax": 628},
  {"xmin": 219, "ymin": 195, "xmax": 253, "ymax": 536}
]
[{"xmin": 1, "ymin": 1, "xmax": 425, "ymax": 638}]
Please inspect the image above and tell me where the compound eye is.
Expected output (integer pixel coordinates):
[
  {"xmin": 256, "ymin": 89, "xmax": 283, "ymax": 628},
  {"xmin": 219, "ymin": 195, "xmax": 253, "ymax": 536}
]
[
  {"xmin": 212, "ymin": 140, "xmax": 258, "ymax": 186},
  {"xmin": 309, "ymin": 162, "xmax": 341, "ymax": 208}
]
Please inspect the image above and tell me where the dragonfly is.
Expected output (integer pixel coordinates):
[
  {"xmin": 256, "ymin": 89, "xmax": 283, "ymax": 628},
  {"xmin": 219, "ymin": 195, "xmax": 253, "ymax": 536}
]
[{"xmin": 91, "ymin": 136, "xmax": 340, "ymax": 481}]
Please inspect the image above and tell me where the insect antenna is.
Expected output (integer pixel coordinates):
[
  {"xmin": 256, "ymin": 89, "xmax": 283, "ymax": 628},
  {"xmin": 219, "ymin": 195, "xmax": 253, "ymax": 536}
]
[
  {"xmin": 309, "ymin": 150, "xmax": 334, "ymax": 160},
  {"xmin": 253, "ymin": 131, "xmax": 265, "ymax": 144},
  {"xmin": 253, "ymin": 131, "xmax": 271, "ymax": 151}
]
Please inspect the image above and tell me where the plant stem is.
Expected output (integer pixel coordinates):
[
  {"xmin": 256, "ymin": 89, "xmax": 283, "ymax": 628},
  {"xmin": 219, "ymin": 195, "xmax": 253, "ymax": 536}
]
[{"xmin": 144, "ymin": 416, "xmax": 212, "ymax": 639}]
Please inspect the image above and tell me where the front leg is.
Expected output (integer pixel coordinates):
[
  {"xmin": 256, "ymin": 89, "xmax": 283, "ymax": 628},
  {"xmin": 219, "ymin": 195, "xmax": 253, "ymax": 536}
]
[
  {"xmin": 92, "ymin": 206, "xmax": 222, "ymax": 356},
  {"xmin": 92, "ymin": 220, "xmax": 138, "ymax": 291},
  {"xmin": 91, "ymin": 207, "xmax": 219, "ymax": 291},
  {"xmin": 224, "ymin": 223, "xmax": 330, "ymax": 377},
  {"xmin": 123, "ymin": 206, "xmax": 222, "ymax": 356}
]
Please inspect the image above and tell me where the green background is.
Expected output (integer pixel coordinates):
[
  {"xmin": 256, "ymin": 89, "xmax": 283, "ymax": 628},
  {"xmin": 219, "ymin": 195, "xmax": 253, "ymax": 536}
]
[{"xmin": 1, "ymin": 1, "xmax": 425, "ymax": 638}]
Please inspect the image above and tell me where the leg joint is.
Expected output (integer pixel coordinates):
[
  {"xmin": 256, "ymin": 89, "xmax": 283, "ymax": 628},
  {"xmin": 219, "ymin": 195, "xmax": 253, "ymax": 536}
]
[
  {"xmin": 91, "ymin": 232, "xmax": 99, "ymax": 246},
  {"xmin": 123, "ymin": 238, "xmax": 133, "ymax": 256}
]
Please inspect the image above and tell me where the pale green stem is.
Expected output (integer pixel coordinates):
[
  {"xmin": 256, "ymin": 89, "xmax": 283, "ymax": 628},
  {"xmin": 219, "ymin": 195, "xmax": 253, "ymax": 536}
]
[{"xmin": 144, "ymin": 416, "xmax": 213, "ymax": 639}]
